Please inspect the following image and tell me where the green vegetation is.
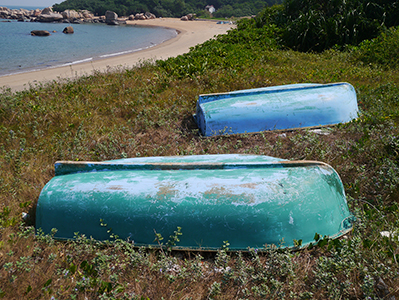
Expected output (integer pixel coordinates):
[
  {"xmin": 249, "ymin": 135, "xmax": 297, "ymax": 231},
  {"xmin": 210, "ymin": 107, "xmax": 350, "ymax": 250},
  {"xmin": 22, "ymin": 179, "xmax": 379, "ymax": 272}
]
[
  {"xmin": 53, "ymin": 0, "xmax": 279, "ymax": 18},
  {"xmin": 251, "ymin": 0, "xmax": 399, "ymax": 52},
  {"xmin": 2, "ymin": 0, "xmax": 399, "ymax": 298}
]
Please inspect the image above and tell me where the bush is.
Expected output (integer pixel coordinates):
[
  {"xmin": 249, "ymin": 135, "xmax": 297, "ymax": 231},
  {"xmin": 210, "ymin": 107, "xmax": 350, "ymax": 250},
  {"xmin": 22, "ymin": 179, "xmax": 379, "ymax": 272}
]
[
  {"xmin": 253, "ymin": 0, "xmax": 396, "ymax": 52},
  {"xmin": 351, "ymin": 26, "xmax": 399, "ymax": 68}
]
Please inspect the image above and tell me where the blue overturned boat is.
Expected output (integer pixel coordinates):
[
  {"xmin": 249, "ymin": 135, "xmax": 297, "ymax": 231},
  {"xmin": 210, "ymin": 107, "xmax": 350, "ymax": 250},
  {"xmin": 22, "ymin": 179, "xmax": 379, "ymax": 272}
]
[
  {"xmin": 36, "ymin": 154, "xmax": 354, "ymax": 250},
  {"xmin": 194, "ymin": 82, "xmax": 359, "ymax": 136}
]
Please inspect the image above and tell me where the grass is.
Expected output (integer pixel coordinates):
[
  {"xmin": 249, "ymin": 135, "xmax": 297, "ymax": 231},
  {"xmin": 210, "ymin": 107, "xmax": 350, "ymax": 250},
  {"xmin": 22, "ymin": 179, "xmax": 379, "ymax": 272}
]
[{"xmin": 1, "ymin": 26, "xmax": 399, "ymax": 298}]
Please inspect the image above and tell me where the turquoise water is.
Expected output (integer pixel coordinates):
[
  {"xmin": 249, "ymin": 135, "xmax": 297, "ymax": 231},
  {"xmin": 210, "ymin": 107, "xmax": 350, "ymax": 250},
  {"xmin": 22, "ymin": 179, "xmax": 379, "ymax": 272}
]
[{"xmin": 0, "ymin": 18, "xmax": 177, "ymax": 76}]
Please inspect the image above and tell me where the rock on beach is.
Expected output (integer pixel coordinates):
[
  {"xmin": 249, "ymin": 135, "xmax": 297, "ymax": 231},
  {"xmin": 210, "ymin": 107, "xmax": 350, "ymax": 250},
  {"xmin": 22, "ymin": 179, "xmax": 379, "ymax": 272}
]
[{"xmin": 105, "ymin": 10, "xmax": 118, "ymax": 25}]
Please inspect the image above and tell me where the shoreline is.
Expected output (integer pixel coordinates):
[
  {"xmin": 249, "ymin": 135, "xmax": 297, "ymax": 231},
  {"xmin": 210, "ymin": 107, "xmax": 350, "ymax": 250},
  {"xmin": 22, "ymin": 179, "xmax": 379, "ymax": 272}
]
[{"xmin": 0, "ymin": 18, "xmax": 235, "ymax": 92}]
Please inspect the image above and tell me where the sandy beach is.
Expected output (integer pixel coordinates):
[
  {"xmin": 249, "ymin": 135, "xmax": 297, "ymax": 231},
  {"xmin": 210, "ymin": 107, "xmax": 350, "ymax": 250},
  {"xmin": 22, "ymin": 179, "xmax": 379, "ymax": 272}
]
[{"xmin": 0, "ymin": 18, "xmax": 235, "ymax": 92}]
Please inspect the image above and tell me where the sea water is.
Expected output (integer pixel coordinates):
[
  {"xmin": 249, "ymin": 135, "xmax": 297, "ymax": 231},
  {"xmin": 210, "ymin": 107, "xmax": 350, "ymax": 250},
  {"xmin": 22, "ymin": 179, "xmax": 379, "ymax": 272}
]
[
  {"xmin": 3, "ymin": 5, "xmax": 49, "ymax": 10},
  {"xmin": 0, "ymin": 16, "xmax": 177, "ymax": 77}
]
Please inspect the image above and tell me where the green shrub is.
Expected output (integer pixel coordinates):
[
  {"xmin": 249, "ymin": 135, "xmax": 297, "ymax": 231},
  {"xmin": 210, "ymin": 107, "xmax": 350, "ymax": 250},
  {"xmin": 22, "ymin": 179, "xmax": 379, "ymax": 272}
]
[
  {"xmin": 252, "ymin": 0, "xmax": 399, "ymax": 52},
  {"xmin": 351, "ymin": 26, "xmax": 399, "ymax": 68}
]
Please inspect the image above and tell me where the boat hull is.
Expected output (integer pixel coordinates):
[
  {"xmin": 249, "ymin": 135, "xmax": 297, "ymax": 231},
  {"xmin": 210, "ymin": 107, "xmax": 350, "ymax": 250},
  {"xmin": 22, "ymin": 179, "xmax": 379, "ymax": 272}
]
[
  {"xmin": 36, "ymin": 155, "xmax": 354, "ymax": 250},
  {"xmin": 194, "ymin": 82, "xmax": 359, "ymax": 136}
]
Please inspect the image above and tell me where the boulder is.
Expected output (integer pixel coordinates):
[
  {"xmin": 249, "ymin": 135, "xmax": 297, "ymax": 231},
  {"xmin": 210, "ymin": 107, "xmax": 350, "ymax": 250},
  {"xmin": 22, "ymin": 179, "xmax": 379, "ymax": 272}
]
[
  {"xmin": 36, "ymin": 12, "xmax": 63, "ymax": 22},
  {"xmin": 105, "ymin": 10, "xmax": 118, "ymax": 25},
  {"xmin": 145, "ymin": 12, "xmax": 156, "ymax": 19},
  {"xmin": 82, "ymin": 10, "xmax": 94, "ymax": 19},
  {"xmin": 0, "ymin": 10, "xmax": 10, "ymax": 19},
  {"xmin": 8, "ymin": 13, "xmax": 15, "ymax": 19},
  {"xmin": 107, "ymin": 20, "xmax": 119, "ymax": 25},
  {"xmin": 31, "ymin": 30, "xmax": 50, "ymax": 36},
  {"xmin": 41, "ymin": 7, "xmax": 53, "ymax": 15},
  {"xmin": 105, "ymin": 10, "xmax": 117, "ymax": 20},
  {"xmin": 181, "ymin": 14, "xmax": 194, "ymax": 21},
  {"xmin": 81, "ymin": 10, "xmax": 93, "ymax": 19},
  {"xmin": 135, "ymin": 13, "xmax": 146, "ymax": 20},
  {"xmin": 62, "ymin": 26, "xmax": 74, "ymax": 34},
  {"xmin": 35, "ymin": 6, "xmax": 64, "ymax": 22},
  {"xmin": 32, "ymin": 9, "xmax": 41, "ymax": 17},
  {"xmin": 128, "ymin": 14, "xmax": 135, "ymax": 20},
  {"xmin": 61, "ymin": 9, "xmax": 82, "ymax": 21},
  {"xmin": 19, "ymin": 9, "xmax": 30, "ymax": 17}
]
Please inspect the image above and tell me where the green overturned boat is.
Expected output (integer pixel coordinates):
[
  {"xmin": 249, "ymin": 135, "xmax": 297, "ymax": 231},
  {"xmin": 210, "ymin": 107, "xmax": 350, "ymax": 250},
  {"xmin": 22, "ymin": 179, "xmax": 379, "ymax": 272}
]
[{"xmin": 36, "ymin": 154, "xmax": 354, "ymax": 250}]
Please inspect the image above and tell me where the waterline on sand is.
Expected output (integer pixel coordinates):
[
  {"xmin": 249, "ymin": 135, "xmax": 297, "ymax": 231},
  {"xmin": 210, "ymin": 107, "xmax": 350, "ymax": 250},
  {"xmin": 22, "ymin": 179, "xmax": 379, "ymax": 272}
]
[{"xmin": 0, "ymin": 21, "xmax": 177, "ymax": 77}]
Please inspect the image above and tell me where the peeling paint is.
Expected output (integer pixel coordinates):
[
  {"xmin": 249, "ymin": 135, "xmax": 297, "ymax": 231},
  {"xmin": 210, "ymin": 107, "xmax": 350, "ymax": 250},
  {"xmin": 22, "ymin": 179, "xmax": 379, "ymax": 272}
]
[
  {"xmin": 37, "ymin": 154, "xmax": 354, "ymax": 250},
  {"xmin": 194, "ymin": 82, "xmax": 359, "ymax": 136}
]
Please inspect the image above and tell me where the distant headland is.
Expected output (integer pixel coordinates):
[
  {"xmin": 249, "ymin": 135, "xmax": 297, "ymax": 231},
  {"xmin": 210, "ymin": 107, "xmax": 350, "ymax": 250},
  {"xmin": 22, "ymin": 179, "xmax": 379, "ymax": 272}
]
[{"xmin": 0, "ymin": 6, "xmax": 165, "ymax": 25}]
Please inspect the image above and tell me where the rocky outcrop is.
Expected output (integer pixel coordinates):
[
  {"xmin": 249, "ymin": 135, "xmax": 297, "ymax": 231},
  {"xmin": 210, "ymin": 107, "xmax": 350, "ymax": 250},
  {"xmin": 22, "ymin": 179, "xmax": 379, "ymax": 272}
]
[
  {"xmin": 0, "ymin": 6, "xmax": 92, "ymax": 23},
  {"xmin": 0, "ymin": 7, "xmax": 16, "ymax": 19},
  {"xmin": 61, "ymin": 9, "xmax": 81, "ymax": 20},
  {"xmin": 82, "ymin": 10, "xmax": 92, "ymax": 18},
  {"xmin": 133, "ymin": 12, "xmax": 156, "ymax": 20},
  {"xmin": 107, "ymin": 20, "xmax": 119, "ymax": 25},
  {"xmin": 105, "ymin": 10, "xmax": 118, "ymax": 25},
  {"xmin": 61, "ymin": 9, "xmax": 94, "ymax": 22},
  {"xmin": 32, "ymin": 9, "xmax": 41, "ymax": 17},
  {"xmin": 36, "ymin": 12, "xmax": 63, "ymax": 22},
  {"xmin": 41, "ymin": 7, "xmax": 52, "ymax": 15},
  {"xmin": 31, "ymin": 30, "xmax": 50, "ymax": 36},
  {"xmin": 36, "ymin": 7, "xmax": 63, "ymax": 22},
  {"xmin": 0, "ymin": 6, "xmax": 159, "ymax": 24},
  {"xmin": 181, "ymin": 13, "xmax": 194, "ymax": 21},
  {"xmin": 145, "ymin": 12, "xmax": 156, "ymax": 19},
  {"xmin": 62, "ymin": 26, "xmax": 74, "ymax": 34},
  {"xmin": 134, "ymin": 13, "xmax": 146, "ymax": 20}
]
